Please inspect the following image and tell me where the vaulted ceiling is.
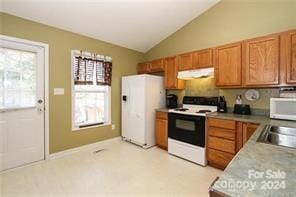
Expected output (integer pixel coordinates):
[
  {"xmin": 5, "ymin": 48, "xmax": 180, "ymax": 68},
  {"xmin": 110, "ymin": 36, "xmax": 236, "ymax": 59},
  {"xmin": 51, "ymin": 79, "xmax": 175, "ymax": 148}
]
[{"xmin": 1, "ymin": 0, "xmax": 220, "ymax": 52}]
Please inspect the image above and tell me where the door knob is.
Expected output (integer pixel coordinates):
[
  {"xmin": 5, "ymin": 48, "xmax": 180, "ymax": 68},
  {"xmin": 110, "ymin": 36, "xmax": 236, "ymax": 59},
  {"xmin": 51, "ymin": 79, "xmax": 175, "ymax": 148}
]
[{"xmin": 37, "ymin": 99, "xmax": 43, "ymax": 104}]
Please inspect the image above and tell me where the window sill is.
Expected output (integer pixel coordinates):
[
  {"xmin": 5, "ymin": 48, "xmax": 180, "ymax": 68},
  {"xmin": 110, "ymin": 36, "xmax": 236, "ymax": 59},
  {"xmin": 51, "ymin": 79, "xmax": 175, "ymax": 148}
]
[{"xmin": 72, "ymin": 122, "xmax": 111, "ymax": 132}]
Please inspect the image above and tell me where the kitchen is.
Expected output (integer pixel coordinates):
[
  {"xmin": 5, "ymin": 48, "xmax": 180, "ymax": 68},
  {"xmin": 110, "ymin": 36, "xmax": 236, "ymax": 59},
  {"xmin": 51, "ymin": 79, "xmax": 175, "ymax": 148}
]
[
  {"xmin": 122, "ymin": 28, "xmax": 296, "ymax": 196},
  {"xmin": 1, "ymin": 0, "xmax": 295, "ymax": 196}
]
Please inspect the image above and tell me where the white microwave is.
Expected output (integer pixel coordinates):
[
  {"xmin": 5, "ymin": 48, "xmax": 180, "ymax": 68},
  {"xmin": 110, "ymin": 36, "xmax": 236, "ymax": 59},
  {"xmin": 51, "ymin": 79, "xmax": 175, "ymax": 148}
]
[{"xmin": 270, "ymin": 98, "xmax": 296, "ymax": 121}]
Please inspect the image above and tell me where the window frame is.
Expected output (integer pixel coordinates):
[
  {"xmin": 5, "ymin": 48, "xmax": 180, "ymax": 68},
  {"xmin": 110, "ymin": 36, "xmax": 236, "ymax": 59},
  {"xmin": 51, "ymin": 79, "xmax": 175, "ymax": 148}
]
[{"xmin": 71, "ymin": 50, "xmax": 111, "ymax": 131}]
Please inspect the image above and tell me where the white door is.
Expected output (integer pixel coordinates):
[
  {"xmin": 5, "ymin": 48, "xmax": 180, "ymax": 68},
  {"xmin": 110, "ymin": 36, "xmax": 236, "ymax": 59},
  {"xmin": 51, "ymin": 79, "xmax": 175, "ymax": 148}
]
[
  {"xmin": 0, "ymin": 38, "xmax": 45, "ymax": 171},
  {"xmin": 121, "ymin": 75, "xmax": 146, "ymax": 145}
]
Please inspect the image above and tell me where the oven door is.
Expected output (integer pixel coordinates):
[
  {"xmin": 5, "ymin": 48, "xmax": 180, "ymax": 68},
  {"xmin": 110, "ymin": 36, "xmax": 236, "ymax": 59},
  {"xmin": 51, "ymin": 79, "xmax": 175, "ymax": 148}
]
[{"xmin": 168, "ymin": 113, "xmax": 205, "ymax": 147}]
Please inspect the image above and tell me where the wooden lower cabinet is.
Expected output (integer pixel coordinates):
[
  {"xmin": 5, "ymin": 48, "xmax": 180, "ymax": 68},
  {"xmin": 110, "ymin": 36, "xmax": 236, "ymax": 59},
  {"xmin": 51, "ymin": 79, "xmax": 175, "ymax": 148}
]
[
  {"xmin": 155, "ymin": 111, "xmax": 168, "ymax": 149},
  {"xmin": 208, "ymin": 136, "xmax": 236, "ymax": 154},
  {"xmin": 208, "ymin": 127, "xmax": 235, "ymax": 141},
  {"xmin": 242, "ymin": 123, "xmax": 259, "ymax": 145},
  {"xmin": 207, "ymin": 118, "xmax": 236, "ymax": 170},
  {"xmin": 207, "ymin": 148, "xmax": 234, "ymax": 170},
  {"xmin": 207, "ymin": 118, "xmax": 259, "ymax": 170}
]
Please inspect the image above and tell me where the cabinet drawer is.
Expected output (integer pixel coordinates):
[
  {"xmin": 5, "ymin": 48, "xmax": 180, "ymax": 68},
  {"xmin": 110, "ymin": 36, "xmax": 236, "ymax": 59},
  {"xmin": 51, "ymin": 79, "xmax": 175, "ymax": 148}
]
[
  {"xmin": 208, "ymin": 127, "xmax": 235, "ymax": 140},
  {"xmin": 156, "ymin": 111, "xmax": 168, "ymax": 120},
  {"xmin": 208, "ymin": 118, "xmax": 236, "ymax": 130},
  {"xmin": 208, "ymin": 136, "xmax": 235, "ymax": 154},
  {"xmin": 207, "ymin": 148, "xmax": 234, "ymax": 170}
]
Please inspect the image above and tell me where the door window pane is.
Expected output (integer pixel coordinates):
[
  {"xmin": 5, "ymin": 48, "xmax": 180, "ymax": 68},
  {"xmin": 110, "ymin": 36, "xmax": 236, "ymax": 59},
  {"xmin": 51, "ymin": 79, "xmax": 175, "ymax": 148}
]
[
  {"xmin": 0, "ymin": 47, "xmax": 36, "ymax": 109},
  {"xmin": 75, "ymin": 92, "xmax": 105, "ymax": 126}
]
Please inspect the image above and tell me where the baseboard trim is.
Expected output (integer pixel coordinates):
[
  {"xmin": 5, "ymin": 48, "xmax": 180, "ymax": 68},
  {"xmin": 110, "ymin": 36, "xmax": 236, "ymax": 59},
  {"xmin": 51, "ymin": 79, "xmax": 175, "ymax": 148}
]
[{"xmin": 49, "ymin": 137, "xmax": 121, "ymax": 160}]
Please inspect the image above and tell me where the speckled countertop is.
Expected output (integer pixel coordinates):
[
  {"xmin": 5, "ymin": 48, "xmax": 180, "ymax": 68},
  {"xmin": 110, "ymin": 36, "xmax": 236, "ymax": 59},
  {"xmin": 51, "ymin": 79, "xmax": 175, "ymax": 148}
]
[{"xmin": 208, "ymin": 112, "xmax": 296, "ymax": 196}]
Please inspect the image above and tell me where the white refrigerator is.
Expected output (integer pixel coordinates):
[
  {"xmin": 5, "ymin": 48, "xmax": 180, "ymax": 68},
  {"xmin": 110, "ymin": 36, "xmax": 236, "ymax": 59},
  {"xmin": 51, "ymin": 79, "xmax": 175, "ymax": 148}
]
[{"xmin": 121, "ymin": 74, "xmax": 165, "ymax": 148}]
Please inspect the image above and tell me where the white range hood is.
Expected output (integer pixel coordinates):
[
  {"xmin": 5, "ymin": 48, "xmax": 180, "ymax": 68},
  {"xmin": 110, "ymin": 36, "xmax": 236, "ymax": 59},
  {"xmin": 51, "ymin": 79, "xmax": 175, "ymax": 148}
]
[{"xmin": 177, "ymin": 67, "xmax": 214, "ymax": 80}]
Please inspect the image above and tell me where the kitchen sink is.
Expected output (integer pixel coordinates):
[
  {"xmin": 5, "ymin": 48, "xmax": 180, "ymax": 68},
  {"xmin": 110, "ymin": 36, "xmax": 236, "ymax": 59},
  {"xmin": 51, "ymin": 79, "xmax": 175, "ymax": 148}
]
[{"xmin": 257, "ymin": 125, "xmax": 296, "ymax": 149}]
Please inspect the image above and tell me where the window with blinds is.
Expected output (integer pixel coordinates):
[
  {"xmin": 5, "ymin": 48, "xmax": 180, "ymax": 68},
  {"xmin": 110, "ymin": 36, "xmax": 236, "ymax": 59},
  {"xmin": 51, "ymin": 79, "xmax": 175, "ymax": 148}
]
[
  {"xmin": 73, "ymin": 53, "xmax": 112, "ymax": 86},
  {"xmin": 73, "ymin": 56, "xmax": 94, "ymax": 85},
  {"xmin": 71, "ymin": 50, "xmax": 112, "ymax": 130}
]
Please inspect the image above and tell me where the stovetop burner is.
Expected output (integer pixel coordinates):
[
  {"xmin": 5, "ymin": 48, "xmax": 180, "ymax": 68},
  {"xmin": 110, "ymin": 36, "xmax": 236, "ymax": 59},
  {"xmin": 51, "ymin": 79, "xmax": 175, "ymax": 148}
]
[
  {"xmin": 174, "ymin": 108, "xmax": 189, "ymax": 111},
  {"xmin": 196, "ymin": 110, "xmax": 212, "ymax": 113}
]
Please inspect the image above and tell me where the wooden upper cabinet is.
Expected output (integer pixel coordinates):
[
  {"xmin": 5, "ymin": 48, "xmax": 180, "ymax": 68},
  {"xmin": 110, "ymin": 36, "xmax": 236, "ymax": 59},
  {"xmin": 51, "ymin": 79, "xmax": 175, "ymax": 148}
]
[
  {"xmin": 214, "ymin": 43, "xmax": 242, "ymax": 87},
  {"xmin": 178, "ymin": 52, "xmax": 193, "ymax": 71},
  {"xmin": 244, "ymin": 35, "xmax": 280, "ymax": 86},
  {"xmin": 149, "ymin": 58, "xmax": 164, "ymax": 72},
  {"xmin": 137, "ymin": 62, "xmax": 150, "ymax": 74},
  {"xmin": 164, "ymin": 56, "xmax": 185, "ymax": 90},
  {"xmin": 284, "ymin": 30, "xmax": 296, "ymax": 84},
  {"xmin": 193, "ymin": 48, "xmax": 213, "ymax": 68}
]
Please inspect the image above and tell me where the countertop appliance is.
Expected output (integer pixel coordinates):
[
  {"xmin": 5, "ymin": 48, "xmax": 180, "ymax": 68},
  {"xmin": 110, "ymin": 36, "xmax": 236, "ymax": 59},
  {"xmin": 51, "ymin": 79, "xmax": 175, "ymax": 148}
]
[
  {"xmin": 217, "ymin": 96, "xmax": 227, "ymax": 113},
  {"xmin": 168, "ymin": 96, "xmax": 218, "ymax": 166},
  {"xmin": 121, "ymin": 74, "xmax": 165, "ymax": 148},
  {"xmin": 233, "ymin": 104, "xmax": 251, "ymax": 115},
  {"xmin": 166, "ymin": 94, "xmax": 178, "ymax": 109},
  {"xmin": 270, "ymin": 97, "xmax": 296, "ymax": 121}
]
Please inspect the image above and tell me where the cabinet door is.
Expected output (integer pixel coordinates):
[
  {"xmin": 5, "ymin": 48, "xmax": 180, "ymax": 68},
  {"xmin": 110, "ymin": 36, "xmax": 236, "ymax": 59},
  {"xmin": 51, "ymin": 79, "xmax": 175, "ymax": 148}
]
[
  {"xmin": 207, "ymin": 148, "xmax": 234, "ymax": 170},
  {"xmin": 150, "ymin": 59, "xmax": 164, "ymax": 72},
  {"xmin": 285, "ymin": 31, "xmax": 296, "ymax": 84},
  {"xmin": 164, "ymin": 56, "xmax": 185, "ymax": 89},
  {"xmin": 178, "ymin": 52, "xmax": 193, "ymax": 71},
  {"xmin": 156, "ymin": 118, "xmax": 168, "ymax": 149},
  {"xmin": 244, "ymin": 35, "xmax": 280, "ymax": 86},
  {"xmin": 193, "ymin": 48, "xmax": 213, "ymax": 68},
  {"xmin": 214, "ymin": 43, "xmax": 242, "ymax": 87},
  {"xmin": 137, "ymin": 62, "xmax": 150, "ymax": 74},
  {"xmin": 242, "ymin": 123, "xmax": 259, "ymax": 145}
]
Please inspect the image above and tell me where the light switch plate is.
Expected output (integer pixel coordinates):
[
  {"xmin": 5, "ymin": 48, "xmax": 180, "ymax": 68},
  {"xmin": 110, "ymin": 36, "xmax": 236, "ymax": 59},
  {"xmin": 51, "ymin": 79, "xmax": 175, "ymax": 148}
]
[{"xmin": 54, "ymin": 88, "xmax": 64, "ymax": 95}]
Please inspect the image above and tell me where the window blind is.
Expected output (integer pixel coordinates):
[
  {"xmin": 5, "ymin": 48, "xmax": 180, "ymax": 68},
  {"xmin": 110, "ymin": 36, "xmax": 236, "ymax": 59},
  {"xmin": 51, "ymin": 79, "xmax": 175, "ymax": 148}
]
[
  {"xmin": 73, "ymin": 51, "xmax": 112, "ymax": 86},
  {"xmin": 74, "ymin": 56, "xmax": 94, "ymax": 85},
  {"xmin": 96, "ymin": 58, "xmax": 112, "ymax": 86}
]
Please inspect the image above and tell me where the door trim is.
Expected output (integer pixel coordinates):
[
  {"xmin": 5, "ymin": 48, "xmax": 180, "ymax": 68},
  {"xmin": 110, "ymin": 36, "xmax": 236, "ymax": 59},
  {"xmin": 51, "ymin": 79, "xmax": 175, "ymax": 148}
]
[{"xmin": 0, "ymin": 34, "xmax": 50, "ymax": 160}]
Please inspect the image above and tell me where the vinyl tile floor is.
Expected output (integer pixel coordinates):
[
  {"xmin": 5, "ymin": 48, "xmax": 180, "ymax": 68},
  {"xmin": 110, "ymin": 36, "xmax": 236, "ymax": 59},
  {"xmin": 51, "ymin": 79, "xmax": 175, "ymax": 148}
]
[{"xmin": 0, "ymin": 140, "xmax": 221, "ymax": 197}]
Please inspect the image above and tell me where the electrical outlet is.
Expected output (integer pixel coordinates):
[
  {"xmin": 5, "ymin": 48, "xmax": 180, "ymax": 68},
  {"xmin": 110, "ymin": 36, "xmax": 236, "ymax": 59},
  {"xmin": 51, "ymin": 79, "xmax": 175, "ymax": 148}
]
[{"xmin": 111, "ymin": 124, "xmax": 115, "ymax": 130}]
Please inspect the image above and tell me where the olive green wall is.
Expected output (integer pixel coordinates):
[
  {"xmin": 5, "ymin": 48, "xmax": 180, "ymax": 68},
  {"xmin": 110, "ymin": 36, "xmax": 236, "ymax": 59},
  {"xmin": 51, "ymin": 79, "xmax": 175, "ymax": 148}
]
[
  {"xmin": 0, "ymin": 12, "xmax": 144, "ymax": 153},
  {"xmin": 144, "ymin": 0, "xmax": 296, "ymax": 60},
  {"xmin": 148, "ymin": 0, "xmax": 295, "ymax": 110}
]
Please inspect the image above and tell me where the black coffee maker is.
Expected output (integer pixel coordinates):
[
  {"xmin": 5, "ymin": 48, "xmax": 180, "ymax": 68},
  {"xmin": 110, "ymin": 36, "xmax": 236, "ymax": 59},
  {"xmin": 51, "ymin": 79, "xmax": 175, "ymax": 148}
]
[
  {"xmin": 166, "ymin": 94, "xmax": 178, "ymax": 109},
  {"xmin": 217, "ymin": 96, "xmax": 227, "ymax": 113}
]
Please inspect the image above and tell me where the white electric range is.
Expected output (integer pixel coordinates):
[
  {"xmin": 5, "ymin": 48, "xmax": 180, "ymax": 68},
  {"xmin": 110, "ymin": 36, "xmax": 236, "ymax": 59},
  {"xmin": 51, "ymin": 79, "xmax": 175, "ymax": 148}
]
[{"xmin": 168, "ymin": 96, "xmax": 218, "ymax": 166}]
